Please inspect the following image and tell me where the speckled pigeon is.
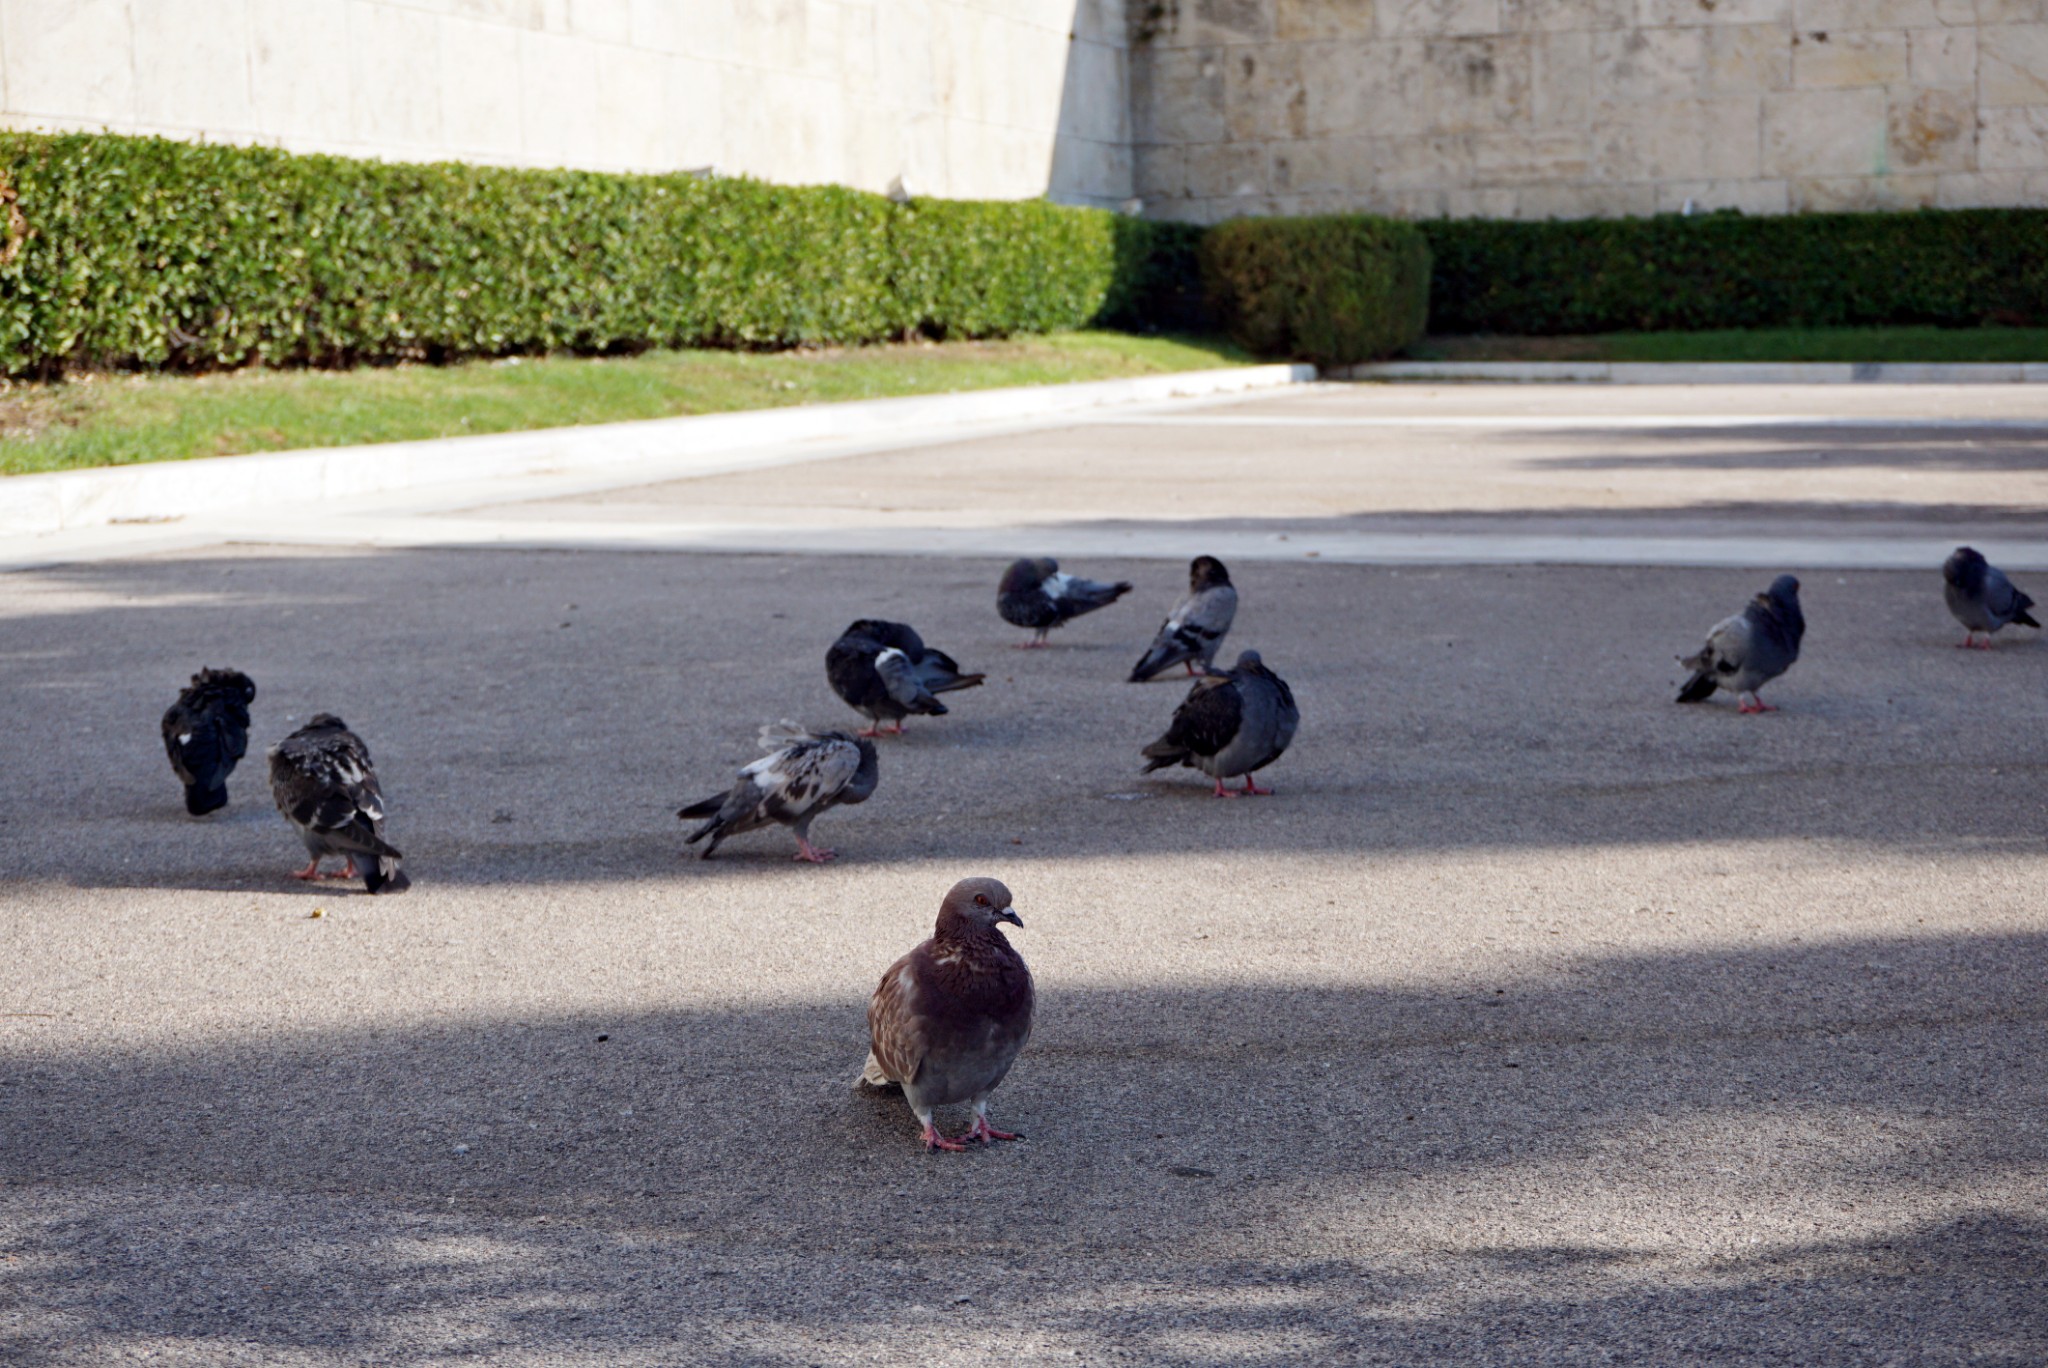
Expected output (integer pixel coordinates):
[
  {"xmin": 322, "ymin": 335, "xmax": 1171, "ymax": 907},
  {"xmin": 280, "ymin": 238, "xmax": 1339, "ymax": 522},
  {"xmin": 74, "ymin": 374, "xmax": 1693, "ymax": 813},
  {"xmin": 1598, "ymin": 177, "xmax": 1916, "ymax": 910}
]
[
  {"xmin": 1676, "ymin": 574, "xmax": 1805, "ymax": 713},
  {"xmin": 1141, "ymin": 649, "xmax": 1299, "ymax": 796},
  {"xmin": 860, "ymin": 876, "xmax": 1033, "ymax": 1152},
  {"xmin": 997, "ymin": 557, "xmax": 1133, "ymax": 647},
  {"xmin": 162, "ymin": 667, "xmax": 256, "ymax": 816},
  {"xmin": 826, "ymin": 619, "xmax": 984, "ymax": 736},
  {"xmin": 1943, "ymin": 546, "xmax": 2039, "ymax": 649},
  {"xmin": 678, "ymin": 722, "xmax": 879, "ymax": 863},
  {"xmin": 267, "ymin": 714, "xmax": 410, "ymax": 893},
  {"xmin": 1129, "ymin": 556, "xmax": 1237, "ymax": 682}
]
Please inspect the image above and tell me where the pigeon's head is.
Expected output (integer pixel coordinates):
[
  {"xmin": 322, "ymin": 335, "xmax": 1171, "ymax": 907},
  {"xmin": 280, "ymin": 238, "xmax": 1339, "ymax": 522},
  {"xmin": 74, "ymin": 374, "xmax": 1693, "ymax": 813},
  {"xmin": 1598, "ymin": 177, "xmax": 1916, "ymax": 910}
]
[
  {"xmin": 997, "ymin": 559, "xmax": 1042, "ymax": 595},
  {"xmin": 1765, "ymin": 574, "xmax": 1800, "ymax": 605},
  {"xmin": 303, "ymin": 713, "xmax": 349, "ymax": 733},
  {"xmin": 191, "ymin": 667, "xmax": 256, "ymax": 702},
  {"xmin": 1190, "ymin": 556, "xmax": 1231, "ymax": 591},
  {"xmin": 941, "ymin": 876, "xmax": 1023, "ymax": 932},
  {"xmin": 1232, "ymin": 649, "xmax": 1264, "ymax": 671},
  {"xmin": 1944, "ymin": 546, "xmax": 1985, "ymax": 586}
]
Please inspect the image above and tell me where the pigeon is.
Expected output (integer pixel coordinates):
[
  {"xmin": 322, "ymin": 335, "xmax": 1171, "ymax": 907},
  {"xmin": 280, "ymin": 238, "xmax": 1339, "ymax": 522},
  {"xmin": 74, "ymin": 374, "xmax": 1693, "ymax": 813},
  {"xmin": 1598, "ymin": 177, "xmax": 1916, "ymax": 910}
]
[
  {"xmin": 1129, "ymin": 556, "xmax": 1237, "ymax": 682},
  {"xmin": 1141, "ymin": 649, "xmax": 1299, "ymax": 796},
  {"xmin": 1943, "ymin": 546, "xmax": 2039, "ymax": 650},
  {"xmin": 267, "ymin": 714, "xmax": 410, "ymax": 893},
  {"xmin": 826, "ymin": 619, "xmax": 985, "ymax": 737},
  {"xmin": 161, "ymin": 667, "xmax": 256, "ymax": 816},
  {"xmin": 1676, "ymin": 574, "xmax": 1805, "ymax": 713},
  {"xmin": 677, "ymin": 722, "xmax": 879, "ymax": 863},
  {"xmin": 997, "ymin": 557, "xmax": 1133, "ymax": 647},
  {"xmin": 860, "ymin": 876, "xmax": 1033, "ymax": 1152}
]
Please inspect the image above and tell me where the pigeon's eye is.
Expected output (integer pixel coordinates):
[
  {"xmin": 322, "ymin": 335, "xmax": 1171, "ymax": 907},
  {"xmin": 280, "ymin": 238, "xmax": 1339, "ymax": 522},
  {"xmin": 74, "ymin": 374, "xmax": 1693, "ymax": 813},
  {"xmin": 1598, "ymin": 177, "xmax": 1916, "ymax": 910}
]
[{"xmin": 975, "ymin": 894, "xmax": 989, "ymax": 906}]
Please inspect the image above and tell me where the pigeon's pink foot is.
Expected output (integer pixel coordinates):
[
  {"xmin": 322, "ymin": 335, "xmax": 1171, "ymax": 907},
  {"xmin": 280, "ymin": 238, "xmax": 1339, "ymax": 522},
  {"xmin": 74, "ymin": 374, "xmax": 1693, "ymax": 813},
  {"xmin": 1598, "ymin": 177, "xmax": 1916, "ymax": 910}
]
[
  {"xmin": 1212, "ymin": 778, "xmax": 1240, "ymax": 798},
  {"xmin": 1957, "ymin": 637, "xmax": 1976, "ymax": 649},
  {"xmin": 921, "ymin": 1123, "xmax": 969, "ymax": 1153},
  {"xmin": 1737, "ymin": 696, "xmax": 1778, "ymax": 714},
  {"xmin": 1975, "ymin": 638, "xmax": 1994, "ymax": 651},
  {"xmin": 290, "ymin": 860, "xmax": 323, "ymax": 881},
  {"xmin": 964, "ymin": 1116, "xmax": 1020, "ymax": 1145},
  {"xmin": 857, "ymin": 725, "xmax": 893, "ymax": 738},
  {"xmin": 1185, "ymin": 661, "xmax": 1199, "ymax": 676},
  {"xmin": 1241, "ymin": 775, "xmax": 1272, "ymax": 795},
  {"xmin": 793, "ymin": 839, "xmax": 836, "ymax": 864}
]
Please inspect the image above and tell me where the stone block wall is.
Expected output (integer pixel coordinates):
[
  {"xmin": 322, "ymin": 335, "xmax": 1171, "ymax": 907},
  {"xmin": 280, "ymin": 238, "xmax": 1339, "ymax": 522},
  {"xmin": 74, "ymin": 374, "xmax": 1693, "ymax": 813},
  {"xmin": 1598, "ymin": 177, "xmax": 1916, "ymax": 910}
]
[
  {"xmin": 1130, "ymin": 0, "xmax": 2048, "ymax": 221},
  {"xmin": 0, "ymin": 0, "xmax": 1135, "ymax": 207}
]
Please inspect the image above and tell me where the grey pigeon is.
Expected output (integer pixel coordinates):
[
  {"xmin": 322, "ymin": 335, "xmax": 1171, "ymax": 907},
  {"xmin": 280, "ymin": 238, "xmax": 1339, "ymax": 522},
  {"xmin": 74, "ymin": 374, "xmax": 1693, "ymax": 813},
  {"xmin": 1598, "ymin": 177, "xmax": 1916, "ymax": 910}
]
[
  {"xmin": 1141, "ymin": 649, "xmax": 1299, "ymax": 796},
  {"xmin": 1676, "ymin": 574, "xmax": 1805, "ymax": 714},
  {"xmin": 1129, "ymin": 556, "xmax": 1237, "ymax": 682},
  {"xmin": 997, "ymin": 557, "xmax": 1132, "ymax": 647},
  {"xmin": 860, "ymin": 876, "xmax": 1033, "ymax": 1152},
  {"xmin": 267, "ymin": 714, "xmax": 410, "ymax": 893},
  {"xmin": 826, "ymin": 619, "xmax": 984, "ymax": 736},
  {"xmin": 677, "ymin": 721, "xmax": 879, "ymax": 863},
  {"xmin": 161, "ymin": 667, "xmax": 256, "ymax": 816},
  {"xmin": 1943, "ymin": 546, "xmax": 2039, "ymax": 649}
]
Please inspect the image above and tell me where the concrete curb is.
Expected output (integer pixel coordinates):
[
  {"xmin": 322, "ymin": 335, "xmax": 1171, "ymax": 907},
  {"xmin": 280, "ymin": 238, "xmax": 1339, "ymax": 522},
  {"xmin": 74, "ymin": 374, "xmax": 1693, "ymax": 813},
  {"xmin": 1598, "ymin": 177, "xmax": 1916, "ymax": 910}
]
[
  {"xmin": 1337, "ymin": 360, "xmax": 2048, "ymax": 385},
  {"xmin": 0, "ymin": 362, "xmax": 1314, "ymax": 537}
]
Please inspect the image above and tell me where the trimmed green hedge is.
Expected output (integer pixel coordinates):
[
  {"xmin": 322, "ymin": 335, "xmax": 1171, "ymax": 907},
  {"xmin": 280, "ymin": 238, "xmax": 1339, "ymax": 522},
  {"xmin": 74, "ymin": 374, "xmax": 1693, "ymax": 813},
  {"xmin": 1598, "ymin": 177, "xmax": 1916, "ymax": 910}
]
[
  {"xmin": 0, "ymin": 132, "xmax": 1187, "ymax": 377},
  {"xmin": 1198, "ymin": 214, "xmax": 1431, "ymax": 366},
  {"xmin": 1422, "ymin": 209, "xmax": 2048, "ymax": 336}
]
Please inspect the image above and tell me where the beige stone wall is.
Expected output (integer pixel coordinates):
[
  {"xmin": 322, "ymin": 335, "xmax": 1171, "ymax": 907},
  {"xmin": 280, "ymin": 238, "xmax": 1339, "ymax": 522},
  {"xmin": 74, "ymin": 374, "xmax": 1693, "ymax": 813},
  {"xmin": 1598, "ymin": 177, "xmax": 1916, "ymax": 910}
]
[
  {"xmin": 1130, "ymin": 0, "xmax": 2048, "ymax": 222},
  {"xmin": 0, "ymin": 0, "xmax": 1134, "ymax": 206}
]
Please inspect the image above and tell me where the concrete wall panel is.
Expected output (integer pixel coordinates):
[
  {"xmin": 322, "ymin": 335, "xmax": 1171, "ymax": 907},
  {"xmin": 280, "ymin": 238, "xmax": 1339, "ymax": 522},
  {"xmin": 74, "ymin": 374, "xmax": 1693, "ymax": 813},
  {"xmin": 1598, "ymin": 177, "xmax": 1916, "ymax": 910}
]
[{"xmin": 0, "ymin": 0, "xmax": 1134, "ymax": 206}]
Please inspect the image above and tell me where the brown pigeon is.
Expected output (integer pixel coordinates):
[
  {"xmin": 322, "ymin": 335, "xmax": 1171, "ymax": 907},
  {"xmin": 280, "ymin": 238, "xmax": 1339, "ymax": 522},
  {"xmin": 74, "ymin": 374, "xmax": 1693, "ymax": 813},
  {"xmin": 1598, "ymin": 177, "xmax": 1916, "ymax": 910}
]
[{"xmin": 860, "ymin": 876, "xmax": 1034, "ymax": 1152}]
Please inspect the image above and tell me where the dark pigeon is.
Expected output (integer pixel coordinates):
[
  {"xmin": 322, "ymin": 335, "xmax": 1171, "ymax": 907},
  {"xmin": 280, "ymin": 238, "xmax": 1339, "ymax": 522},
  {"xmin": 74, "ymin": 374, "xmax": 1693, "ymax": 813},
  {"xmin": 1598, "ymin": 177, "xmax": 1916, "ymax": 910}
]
[
  {"xmin": 1676, "ymin": 574, "xmax": 1805, "ymax": 713},
  {"xmin": 161, "ymin": 667, "xmax": 256, "ymax": 816},
  {"xmin": 678, "ymin": 722, "xmax": 880, "ymax": 863},
  {"xmin": 1943, "ymin": 546, "xmax": 2039, "ymax": 650},
  {"xmin": 267, "ymin": 714, "xmax": 410, "ymax": 893},
  {"xmin": 860, "ymin": 876, "xmax": 1033, "ymax": 1152},
  {"xmin": 997, "ymin": 557, "xmax": 1133, "ymax": 647},
  {"xmin": 826, "ymin": 619, "xmax": 984, "ymax": 737},
  {"xmin": 1141, "ymin": 649, "xmax": 1299, "ymax": 797},
  {"xmin": 1130, "ymin": 556, "xmax": 1237, "ymax": 682}
]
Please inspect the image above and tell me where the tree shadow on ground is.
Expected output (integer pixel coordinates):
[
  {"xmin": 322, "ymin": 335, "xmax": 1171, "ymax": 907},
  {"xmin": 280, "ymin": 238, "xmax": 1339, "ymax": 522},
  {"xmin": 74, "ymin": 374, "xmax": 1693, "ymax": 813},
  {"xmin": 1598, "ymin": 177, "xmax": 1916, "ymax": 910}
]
[{"xmin": 3, "ymin": 929, "xmax": 2044, "ymax": 1363}]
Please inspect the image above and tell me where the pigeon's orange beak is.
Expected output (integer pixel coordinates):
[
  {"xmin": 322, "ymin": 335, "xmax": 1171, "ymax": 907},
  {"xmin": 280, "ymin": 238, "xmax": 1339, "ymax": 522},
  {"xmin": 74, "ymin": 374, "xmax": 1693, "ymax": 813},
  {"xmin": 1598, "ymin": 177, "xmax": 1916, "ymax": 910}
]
[{"xmin": 997, "ymin": 906, "xmax": 1024, "ymax": 928}]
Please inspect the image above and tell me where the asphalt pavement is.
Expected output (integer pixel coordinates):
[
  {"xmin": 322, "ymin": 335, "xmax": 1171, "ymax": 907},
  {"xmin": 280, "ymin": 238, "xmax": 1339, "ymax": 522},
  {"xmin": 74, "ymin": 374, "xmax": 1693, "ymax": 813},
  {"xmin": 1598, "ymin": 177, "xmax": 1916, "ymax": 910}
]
[{"xmin": 3, "ymin": 382, "xmax": 2046, "ymax": 1364}]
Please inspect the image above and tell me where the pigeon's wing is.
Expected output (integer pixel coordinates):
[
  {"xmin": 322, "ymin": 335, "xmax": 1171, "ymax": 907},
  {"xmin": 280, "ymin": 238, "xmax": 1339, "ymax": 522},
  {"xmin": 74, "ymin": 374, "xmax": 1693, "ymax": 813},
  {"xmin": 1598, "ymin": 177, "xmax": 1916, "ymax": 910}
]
[
  {"xmin": 1142, "ymin": 676, "xmax": 1243, "ymax": 770},
  {"xmin": 1985, "ymin": 566, "xmax": 2040, "ymax": 626},
  {"xmin": 1131, "ymin": 585, "xmax": 1237, "ymax": 681},
  {"xmin": 1677, "ymin": 612, "xmax": 1752, "ymax": 701},
  {"xmin": 1179, "ymin": 584, "xmax": 1238, "ymax": 640},
  {"xmin": 911, "ymin": 646, "xmax": 985, "ymax": 695},
  {"xmin": 1045, "ymin": 571, "xmax": 1132, "ymax": 622},
  {"xmin": 273, "ymin": 737, "xmax": 400, "ymax": 859},
  {"xmin": 746, "ymin": 734, "xmax": 863, "ymax": 823},
  {"xmin": 875, "ymin": 647, "xmax": 939, "ymax": 710},
  {"xmin": 864, "ymin": 949, "xmax": 929, "ymax": 1088}
]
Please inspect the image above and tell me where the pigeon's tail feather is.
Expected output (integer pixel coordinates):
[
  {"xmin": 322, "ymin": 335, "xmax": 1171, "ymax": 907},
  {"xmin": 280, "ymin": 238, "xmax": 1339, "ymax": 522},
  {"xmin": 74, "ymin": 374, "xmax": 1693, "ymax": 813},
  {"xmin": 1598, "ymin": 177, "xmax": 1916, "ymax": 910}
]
[
  {"xmin": 857, "ymin": 1051, "xmax": 898, "ymax": 1090},
  {"xmin": 363, "ymin": 854, "xmax": 410, "ymax": 895},
  {"xmin": 1676, "ymin": 671, "xmax": 1717, "ymax": 704},
  {"xmin": 183, "ymin": 782, "xmax": 228, "ymax": 816},
  {"xmin": 2016, "ymin": 594, "xmax": 2041, "ymax": 629},
  {"xmin": 1129, "ymin": 644, "xmax": 1175, "ymax": 683},
  {"xmin": 676, "ymin": 793, "xmax": 724, "ymax": 821},
  {"xmin": 1140, "ymin": 738, "xmax": 1188, "ymax": 772}
]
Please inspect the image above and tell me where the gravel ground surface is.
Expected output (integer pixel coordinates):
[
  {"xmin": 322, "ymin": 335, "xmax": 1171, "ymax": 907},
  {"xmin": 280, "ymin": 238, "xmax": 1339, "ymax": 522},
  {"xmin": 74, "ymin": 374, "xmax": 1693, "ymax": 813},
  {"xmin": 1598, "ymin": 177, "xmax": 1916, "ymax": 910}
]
[{"xmin": 3, "ymin": 544, "xmax": 2045, "ymax": 1364}]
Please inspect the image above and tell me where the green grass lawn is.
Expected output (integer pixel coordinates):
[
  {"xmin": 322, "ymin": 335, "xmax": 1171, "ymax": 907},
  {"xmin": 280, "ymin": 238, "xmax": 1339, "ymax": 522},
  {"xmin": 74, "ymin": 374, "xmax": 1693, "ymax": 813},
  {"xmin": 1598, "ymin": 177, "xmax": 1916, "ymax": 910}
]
[
  {"xmin": 0, "ymin": 331, "xmax": 1252, "ymax": 477},
  {"xmin": 1402, "ymin": 326, "xmax": 2048, "ymax": 364}
]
